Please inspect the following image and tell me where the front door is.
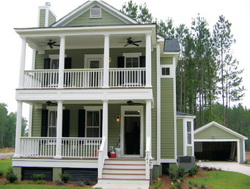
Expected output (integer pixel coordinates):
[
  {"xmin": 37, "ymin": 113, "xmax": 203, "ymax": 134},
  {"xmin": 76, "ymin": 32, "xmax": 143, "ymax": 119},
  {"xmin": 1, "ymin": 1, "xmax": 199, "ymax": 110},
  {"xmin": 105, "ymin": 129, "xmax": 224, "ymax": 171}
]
[
  {"xmin": 124, "ymin": 117, "xmax": 140, "ymax": 155},
  {"xmin": 121, "ymin": 106, "xmax": 144, "ymax": 157}
]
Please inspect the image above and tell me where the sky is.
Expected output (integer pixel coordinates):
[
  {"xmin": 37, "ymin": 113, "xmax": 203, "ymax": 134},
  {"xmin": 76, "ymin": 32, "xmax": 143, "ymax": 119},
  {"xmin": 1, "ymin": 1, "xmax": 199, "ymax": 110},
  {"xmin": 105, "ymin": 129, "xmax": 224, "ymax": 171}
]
[{"xmin": 0, "ymin": 0, "xmax": 250, "ymax": 120}]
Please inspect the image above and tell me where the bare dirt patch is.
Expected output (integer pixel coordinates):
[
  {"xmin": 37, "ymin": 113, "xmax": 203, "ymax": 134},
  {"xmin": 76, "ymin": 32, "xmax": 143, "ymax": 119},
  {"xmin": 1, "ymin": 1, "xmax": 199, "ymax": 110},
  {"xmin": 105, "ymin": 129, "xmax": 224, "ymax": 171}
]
[
  {"xmin": 149, "ymin": 168, "xmax": 212, "ymax": 189},
  {"xmin": 245, "ymin": 151, "xmax": 250, "ymax": 163},
  {"xmin": 0, "ymin": 148, "xmax": 14, "ymax": 154}
]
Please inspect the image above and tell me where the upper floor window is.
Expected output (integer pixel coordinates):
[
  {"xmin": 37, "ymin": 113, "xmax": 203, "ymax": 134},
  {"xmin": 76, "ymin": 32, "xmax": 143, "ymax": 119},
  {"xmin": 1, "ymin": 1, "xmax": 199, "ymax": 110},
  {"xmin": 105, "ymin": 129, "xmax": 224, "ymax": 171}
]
[
  {"xmin": 90, "ymin": 7, "xmax": 101, "ymax": 18},
  {"xmin": 122, "ymin": 53, "xmax": 144, "ymax": 68},
  {"xmin": 161, "ymin": 65, "xmax": 174, "ymax": 78}
]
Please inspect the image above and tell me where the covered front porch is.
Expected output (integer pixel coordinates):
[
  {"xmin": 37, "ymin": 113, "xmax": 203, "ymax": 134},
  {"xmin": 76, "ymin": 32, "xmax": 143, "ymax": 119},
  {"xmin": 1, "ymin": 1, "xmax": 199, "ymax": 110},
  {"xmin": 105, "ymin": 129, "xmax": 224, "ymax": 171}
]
[{"xmin": 14, "ymin": 100, "xmax": 152, "ymax": 161}]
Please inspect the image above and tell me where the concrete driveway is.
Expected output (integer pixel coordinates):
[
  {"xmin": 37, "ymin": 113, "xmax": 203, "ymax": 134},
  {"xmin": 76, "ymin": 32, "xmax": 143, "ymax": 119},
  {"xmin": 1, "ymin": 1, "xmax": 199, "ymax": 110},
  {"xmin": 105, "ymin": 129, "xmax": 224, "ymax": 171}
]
[{"xmin": 197, "ymin": 161, "xmax": 250, "ymax": 176}]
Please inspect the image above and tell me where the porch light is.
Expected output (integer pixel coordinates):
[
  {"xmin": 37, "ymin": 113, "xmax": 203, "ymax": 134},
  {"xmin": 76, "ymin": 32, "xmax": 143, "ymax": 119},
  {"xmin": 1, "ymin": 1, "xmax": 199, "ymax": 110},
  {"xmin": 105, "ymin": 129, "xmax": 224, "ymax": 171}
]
[{"xmin": 116, "ymin": 115, "xmax": 120, "ymax": 122}]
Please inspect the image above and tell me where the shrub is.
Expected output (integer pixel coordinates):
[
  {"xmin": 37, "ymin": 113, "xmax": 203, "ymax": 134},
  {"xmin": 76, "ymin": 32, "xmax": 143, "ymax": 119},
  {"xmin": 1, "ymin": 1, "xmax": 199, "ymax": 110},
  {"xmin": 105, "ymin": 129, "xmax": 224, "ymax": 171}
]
[
  {"xmin": 31, "ymin": 173, "xmax": 46, "ymax": 182},
  {"xmin": 0, "ymin": 170, "xmax": 4, "ymax": 176},
  {"xmin": 153, "ymin": 178, "xmax": 163, "ymax": 189},
  {"xmin": 36, "ymin": 180, "xmax": 44, "ymax": 184},
  {"xmin": 188, "ymin": 166, "xmax": 199, "ymax": 177},
  {"xmin": 59, "ymin": 173, "xmax": 71, "ymax": 183},
  {"xmin": 5, "ymin": 168, "xmax": 18, "ymax": 183}
]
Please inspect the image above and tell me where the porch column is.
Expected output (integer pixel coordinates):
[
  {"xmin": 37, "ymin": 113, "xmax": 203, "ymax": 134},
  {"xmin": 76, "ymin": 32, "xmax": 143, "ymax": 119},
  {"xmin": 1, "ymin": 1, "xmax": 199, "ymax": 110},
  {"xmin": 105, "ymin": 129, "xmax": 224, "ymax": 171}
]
[
  {"xmin": 18, "ymin": 38, "xmax": 26, "ymax": 88},
  {"xmin": 145, "ymin": 33, "xmax": 152, "ymax": 87},
  {"xmin": 146, "ymin": 100, "xmax": 152, "ymax": 157},
  {"xmin": 102, "ymin": 100, "xmax": 108, "ymax": 158},
  {"xmin": 103, "ymin": 34, "xmax": 110, "ymax": 88},
  {"xmin": 55, "ymin": 100, "xmax": 63, "ymax": 159},
  {"xmin": 58, "ymin": 36, "xmax": 65, "ymax": 88},
  {"xmin": 13, "ymin": 101, "xmax": 23, "ymax": 157}
]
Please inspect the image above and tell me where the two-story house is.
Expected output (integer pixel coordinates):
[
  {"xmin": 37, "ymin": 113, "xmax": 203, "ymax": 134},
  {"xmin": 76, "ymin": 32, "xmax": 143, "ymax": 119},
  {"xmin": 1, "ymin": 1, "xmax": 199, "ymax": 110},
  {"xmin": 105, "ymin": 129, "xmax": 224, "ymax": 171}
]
[{"xmin": 13, "ymin": 1, "xmax": 195, "ymax": 188}]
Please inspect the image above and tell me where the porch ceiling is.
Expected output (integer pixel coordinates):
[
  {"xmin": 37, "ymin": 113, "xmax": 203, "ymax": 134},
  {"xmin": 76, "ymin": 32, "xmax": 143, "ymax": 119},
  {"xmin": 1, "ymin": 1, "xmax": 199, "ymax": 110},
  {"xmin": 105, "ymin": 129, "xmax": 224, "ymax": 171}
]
[
  {"xmin": 23, "ymin": 99, "xmax": 147, "ymax": 106},
  {"xmin": 27, "ymin": 34, "xmax": 146, "ymax": 50}
]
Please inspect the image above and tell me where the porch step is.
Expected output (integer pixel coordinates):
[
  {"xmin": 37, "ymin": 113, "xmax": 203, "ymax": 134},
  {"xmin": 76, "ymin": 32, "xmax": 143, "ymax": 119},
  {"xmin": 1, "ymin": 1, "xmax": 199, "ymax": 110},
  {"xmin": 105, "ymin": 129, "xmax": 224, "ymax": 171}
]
[{"xmin": 96, "ymin": 158, "xmax": 149, "ymax": 186}]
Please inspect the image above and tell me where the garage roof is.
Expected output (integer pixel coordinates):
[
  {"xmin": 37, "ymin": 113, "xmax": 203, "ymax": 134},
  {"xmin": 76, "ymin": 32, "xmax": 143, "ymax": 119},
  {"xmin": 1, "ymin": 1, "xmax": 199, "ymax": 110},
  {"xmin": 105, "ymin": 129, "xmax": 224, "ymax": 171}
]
[{"xmin": 194, "ymin": 121, "xmax": 248, "ymax": 140}]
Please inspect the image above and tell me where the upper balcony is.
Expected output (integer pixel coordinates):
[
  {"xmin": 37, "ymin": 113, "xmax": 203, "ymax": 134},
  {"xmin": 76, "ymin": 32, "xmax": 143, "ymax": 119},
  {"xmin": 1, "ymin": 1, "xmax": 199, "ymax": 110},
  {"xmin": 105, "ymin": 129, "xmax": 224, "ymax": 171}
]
[
  {"xmin": 16, "ymin": 25, "xmax": 156, "ymax": 91},
  {"xmin": 23, "ymin": 67, "xmax": 146, "ymax": 89}
]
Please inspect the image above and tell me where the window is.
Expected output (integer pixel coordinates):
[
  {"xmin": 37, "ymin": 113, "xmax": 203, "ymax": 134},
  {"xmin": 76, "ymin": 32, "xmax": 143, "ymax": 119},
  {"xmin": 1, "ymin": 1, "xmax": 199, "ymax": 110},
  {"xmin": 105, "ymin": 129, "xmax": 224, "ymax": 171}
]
[
  {"xmin": 90, "ymin": 7, "xmax": 101, "ymax": 18},
  {"xmin": 161, "ymin": 65, "xmax": 174, "ymax": 78},
  {"xmin": 187, "ymin": 121, "xmax": 192, "ymax": 145},
  {"xmin": 162, "ymin": 67, "xmax": 170, "ymax": 76},
  {"xmin": 48, "ymin": 110, "xmax": 57, "ymax": 137},
  {"xmin": 51, "ymin": 59, "xmax": 59, "ymax": 69},
  {"xmin": 84, "ymin": 106, "xmax": 102, "ymax": 137},
  {"xmin": 123, "ymin": 53, "xmax": 142, "ymax": 68}
]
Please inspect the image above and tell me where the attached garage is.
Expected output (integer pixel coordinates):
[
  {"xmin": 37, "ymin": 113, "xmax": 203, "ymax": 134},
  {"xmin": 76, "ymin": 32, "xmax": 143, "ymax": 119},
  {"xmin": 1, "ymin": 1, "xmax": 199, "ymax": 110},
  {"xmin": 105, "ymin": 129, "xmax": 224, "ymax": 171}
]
[{"xmin": 194, "ymin": 121, "xmax": 248, "ymax": 163}]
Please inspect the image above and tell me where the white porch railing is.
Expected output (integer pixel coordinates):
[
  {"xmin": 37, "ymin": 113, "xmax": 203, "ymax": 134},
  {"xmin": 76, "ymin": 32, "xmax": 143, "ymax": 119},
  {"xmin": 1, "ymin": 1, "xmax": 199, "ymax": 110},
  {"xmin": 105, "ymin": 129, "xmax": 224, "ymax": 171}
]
[
  {"xmin": 24, "ymin": 69, "xmax": 59, "ymax": 88},
  {"xmin": 19, "ymin": 137, "xmax": 102, "ymax": 158},
  {"xmin": 61, "ymin": 137, "xmax": 102, "ymax": 158},
  {"xmin": 23, "ymin": 68, "xmax": 145, "ymax": 88},
  {"xmin": 145, "ymin": 136, "xmax": 151, "ymax": 180},
  {"xmin": 109, "ymin": 68, "xmax": 146, "ymax": 87},
  {"xmin": 98, "ymin": 136, "xmax": 106, "ymax": 179},
  {"xmin": 20, "ymin": 137, "xmax": 56, "ymax": 157},
  {"xmin": 64, "ymin": 69, "xmax": 103, "ymax": 88}
]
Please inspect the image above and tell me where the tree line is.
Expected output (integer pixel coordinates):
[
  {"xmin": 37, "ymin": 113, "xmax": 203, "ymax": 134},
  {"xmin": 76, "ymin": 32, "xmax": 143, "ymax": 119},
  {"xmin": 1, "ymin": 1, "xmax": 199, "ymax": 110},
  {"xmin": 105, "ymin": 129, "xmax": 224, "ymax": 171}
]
[
  {"xmin": 121, "ymin": 1, "xmax": 245, "ymax": 129},
  {"xmin": 0, "ymin": 103, "xmax": 27, "ymax": 148}
]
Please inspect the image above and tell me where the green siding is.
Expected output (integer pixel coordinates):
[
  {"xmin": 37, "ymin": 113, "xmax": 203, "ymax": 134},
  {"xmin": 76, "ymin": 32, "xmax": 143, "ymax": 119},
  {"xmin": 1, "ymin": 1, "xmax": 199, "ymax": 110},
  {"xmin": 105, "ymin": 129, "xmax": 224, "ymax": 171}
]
[
  {"xmin": 48, "ymin": 11, "xmax": 56, "ymax": 26},
  {"xmin": 187, "ymin": 146, "xmax": 192, "ymax": 156},
  {"xmin": 39, "ymin": 9, "xmax": 46, "ymax": 27},
  {"xmin": 195, "ymin": 125, "xmax": 240, "ymax": 140},
  {"xmin": 151, "ymin": 49, "xmax": 157, "ymax": 159},
  {"xmin": 32, "ymin": 108, "xmax": 42, "ymax": 137},
  {"xmin": 35, "ymin": 48, "xmax": 145, "ymax": 69},
  {"xmin": 177, "ymin": 119, "xmax": 183, "ymax": 156},
  {"xmin": 66, "ymin": 8, "xmax": 125, "ymax": 26},
  {"xmin": 161, "ymin": 57, "xmax": 173, "ymax": 65},
  {"xmin": 108, "ymin": 104, "xmax": 121, "ymax": 148},
  {"xmin": 161, "ymin": 78, "xmax": 175, "ymax": 159}
]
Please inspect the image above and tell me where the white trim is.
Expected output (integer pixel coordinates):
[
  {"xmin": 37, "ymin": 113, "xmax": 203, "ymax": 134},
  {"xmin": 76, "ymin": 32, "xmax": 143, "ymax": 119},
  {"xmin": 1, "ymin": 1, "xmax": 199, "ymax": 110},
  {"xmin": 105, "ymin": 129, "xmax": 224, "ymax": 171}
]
[
  {"xmin": 160, "ymin": 159, "xmax": 177, "ymax": 163},
  {"xmin": 123, "ymin": 53, "xmax": 142, "ymax": 57},
  {"xmin": 16, "ymin": 88, "xmax": 153, "ymax": 101},
  {"xmin": 160, "ymin": 65, "xmax": 175, "ymax": 78},
  {"xmin": 51, "ymin": 0, "xmax": 137, "ymax": 27},
  {"xmin": 194, "ymin": 139, "xmax": 241, "ymax": 163},
  {"xmin": 84, "ymin": 54, "xmax": 104, "ymax": 68},
  {"xmin": 173, "ymin": 56, "xmax": 177, "ymax": 161},
  {"xmin": 120, "ymin": 106, "xmax": 144, "ymax": 157},
  {"xmin": 12, "ymin": 158, "xmax": 98, "ymax": 168},
  {"xmin": 83, "ymin": 106, "xmax": 102, "ymax": 110},
  {"xmin": 156, "ymin": 45, "xmax": 161, "ymax": 164},
  {"xmin": 90, "ymin": 7, "xmax": 102, "ymax": 18},
  {"xmin": 194, "ymin": 121, "xmax": 248, "ymax": 140}
]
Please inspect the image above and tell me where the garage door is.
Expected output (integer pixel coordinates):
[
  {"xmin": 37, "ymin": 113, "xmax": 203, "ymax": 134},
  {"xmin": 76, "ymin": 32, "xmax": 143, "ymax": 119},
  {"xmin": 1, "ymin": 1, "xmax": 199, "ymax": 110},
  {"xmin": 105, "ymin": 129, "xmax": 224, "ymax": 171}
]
[{"xmin": 195, "ymin": 142, "xmax": 237, "ymax": 161}]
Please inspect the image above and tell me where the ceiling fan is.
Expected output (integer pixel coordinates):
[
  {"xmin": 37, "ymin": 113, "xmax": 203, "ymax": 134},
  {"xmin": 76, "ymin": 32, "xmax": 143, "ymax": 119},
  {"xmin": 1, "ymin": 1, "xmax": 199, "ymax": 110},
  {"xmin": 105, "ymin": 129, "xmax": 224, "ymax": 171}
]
[
  {"xmin": 43, "ymin": 39, "xmax": 60, "ymax": 49},
  {"xmin": 124, "ymin": 37, "xmax": 142, "ymax": 47}
]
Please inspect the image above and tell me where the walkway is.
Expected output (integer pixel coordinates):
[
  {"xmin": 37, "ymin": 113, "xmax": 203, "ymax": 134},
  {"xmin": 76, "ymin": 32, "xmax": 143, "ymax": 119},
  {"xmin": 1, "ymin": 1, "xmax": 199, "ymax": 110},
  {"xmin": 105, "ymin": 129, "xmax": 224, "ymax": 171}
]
[{"xmin": 197, "ymin": 161, "xmax": 250, "ymax": 176}]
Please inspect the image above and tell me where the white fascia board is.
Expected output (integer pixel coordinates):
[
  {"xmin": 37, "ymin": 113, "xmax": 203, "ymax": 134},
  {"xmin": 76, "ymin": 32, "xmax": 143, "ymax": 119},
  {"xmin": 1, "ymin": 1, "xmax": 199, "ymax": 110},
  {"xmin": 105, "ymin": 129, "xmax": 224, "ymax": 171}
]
[
  {"xmin": 194, "ymin": 121, "xmax": 248, "ymax": 140},
  {"xmin": 194, "ymin": 139, "xmax": 239, "ymax": 142},
  {"xmin": 176, "ymin": 115, "xmax": 196, "ymax": 119},
  {"xmin": 15, "ymin": 25, "xmax": 156, "ymax": 37}
]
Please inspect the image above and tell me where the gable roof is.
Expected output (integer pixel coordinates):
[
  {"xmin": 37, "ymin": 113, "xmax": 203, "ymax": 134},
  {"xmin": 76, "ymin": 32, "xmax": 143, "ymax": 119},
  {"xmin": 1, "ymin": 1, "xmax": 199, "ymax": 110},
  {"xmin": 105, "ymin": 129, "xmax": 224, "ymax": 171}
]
[
  {"xmin": 164, "ymin": 39, "xmax": 180, "ymax": 52},
  {"xmin": 51, "ymin": 0, "xmax": 137, "ymax": 27},
  {"xmin": 194, "ymin": 121, "xmax": 248, "ymax": 140}
]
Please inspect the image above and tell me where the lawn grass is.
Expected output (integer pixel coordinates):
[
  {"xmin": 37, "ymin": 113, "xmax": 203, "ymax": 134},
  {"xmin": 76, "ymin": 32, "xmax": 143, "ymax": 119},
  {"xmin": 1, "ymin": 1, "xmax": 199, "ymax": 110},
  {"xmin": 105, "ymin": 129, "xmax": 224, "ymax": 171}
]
[
  {"xmin": 189, "ymin": 171, "xmax": 250, "ymax": 189},
  {"xmin": 0, "ymin": 160, "xmax": 12, "ymax": 172}
]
